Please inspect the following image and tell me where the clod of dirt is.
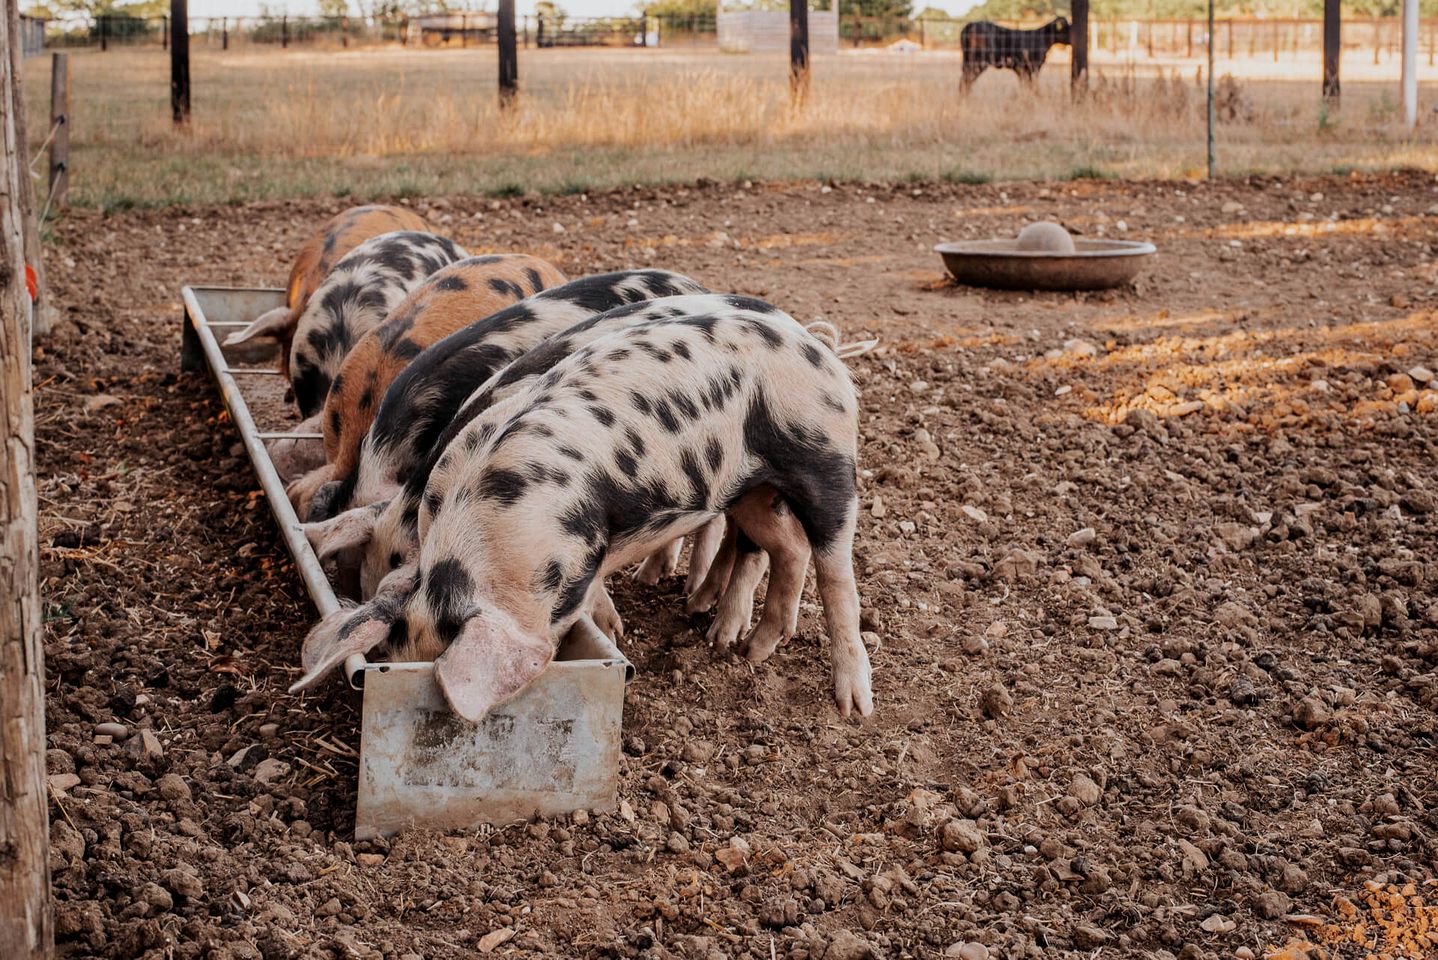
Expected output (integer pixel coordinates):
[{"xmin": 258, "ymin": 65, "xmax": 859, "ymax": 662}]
[
  {"xmin": 1293, "ymin": 696, "xmax": 1331, "ymax": 730},
  {"xmin": 825, "ymin": 929, "xmax": 878, "ymax": 960},
  {"xmin": 979, "ymin": 684, "xmax": 1013, "ymax": 719}
]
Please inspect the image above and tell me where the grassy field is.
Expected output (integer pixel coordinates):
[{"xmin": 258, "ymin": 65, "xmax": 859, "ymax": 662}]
[{"xmin": 20, "ymin": 44, "xmax": 1438, "ymax": 207}]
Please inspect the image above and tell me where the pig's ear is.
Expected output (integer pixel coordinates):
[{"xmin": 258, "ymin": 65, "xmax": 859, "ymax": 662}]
[
  {"xmin": 434, "ymin": 615, "xmax": 554, "ymax": 725},
  {"xmin": 290, "ymin": 605, "xmax": 391, "ymax": 693},
  {"xmin": 304, "ymin": 504, "xmax": 379, "ymax": 563},
  {"xmin": 224, "ymin": 306, "xmax": 294, "ymax": 346}
]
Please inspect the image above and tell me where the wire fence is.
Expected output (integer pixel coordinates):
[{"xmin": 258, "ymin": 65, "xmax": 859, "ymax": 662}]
[
  {"xmin": 32, "ymin": 11, "xmax": 1438, "ymax": 65},
  {"xmin": 37, "ymin": 12, "xmax": 723, "ymax": 52}
]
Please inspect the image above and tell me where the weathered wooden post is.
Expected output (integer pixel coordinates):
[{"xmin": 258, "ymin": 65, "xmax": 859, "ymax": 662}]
[
  {"xmin": 1323, "ymin": 0, "xmax": 1340, "ymax": 102},
  {"xmin": 222, "ymin": 16, "xmax": 228, "ymax": 50},
  {"xmin": 790, "ymin": 0, "xmax": 809, "ymax": 105},
  {"xmin": 1071, "ymin": 0, "xmax": 1089, "ymax": 94},
  {"xmin": 99, "ymin": 13, "xmax": 107, "ymax": 51},
  {"xmin": 7, "ymin": 1, "xmax": 50, "ymax": 338},
  {"xmin": 49, "ymin": 52, "xmax": 68, "ymax": 208},
  {"xmin": 1, "ymin": 3, "xmax": 53, "ymax": 957},
  {"xmin": 498, "ymin": 0, "xmax": 518, "ymax": 106},
  {"xmin": 281, "ymin": 13, "xmax": 289, "ymax": 48},
  {"xmin": 162, "ymin": 14, "xmax": 168, "ymax": 50},
  {"xmin": 1401, "ymin": 0, "xmax": 1417, "ymax": 127},
  {"xmin": 171, "ymin": 0, "xmax": 190, "ymax": 124}
]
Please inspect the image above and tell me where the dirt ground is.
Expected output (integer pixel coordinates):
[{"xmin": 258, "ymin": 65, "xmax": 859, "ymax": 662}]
[{"xmin": 33, "ymin": 170, "xmax": 1438, "ymax": 960}]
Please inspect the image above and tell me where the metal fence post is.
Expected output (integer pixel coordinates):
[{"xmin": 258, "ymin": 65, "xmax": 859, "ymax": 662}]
[{"xmin": 49, "ymin": 53, "xmax": 69, "ymax": 208}]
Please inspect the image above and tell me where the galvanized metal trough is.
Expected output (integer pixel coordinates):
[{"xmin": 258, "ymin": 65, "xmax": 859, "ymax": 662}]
[{"xmin": 181, "ymin": 286, "xmax": 633, "ymax": 840}]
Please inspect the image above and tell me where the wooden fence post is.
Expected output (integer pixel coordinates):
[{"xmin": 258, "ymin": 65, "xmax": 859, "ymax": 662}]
[
  {"xmin": 498, "ymin": 0, "xmax": 518, "ymax": 106},
  {"xmin": 1323, "ymin": 0, "xmax": 1340, "ymax": 102},
  {"xmin": 171, "ymin": 0, "xmax": 190, "ymax": 124},
  {"xmin": 162, "ymin": 14, "xmax": 168, "ymax": 50},
  {"xmin": 789, "ymin": 0, "xmax": 809, "ymax": 105},
  {"xmin": 281, "ymin": 14, "xmax": 288, "ymax": 48},
  {"xmin": 1071, "ymin": 0, "xmax": 1089, "ymax": 94},
  {"xmin": 1, "ymin": 3, "xmax": 53, "ymax": 958},
  {"xmin": 49, "ymin": 53, "xmax": 68, "ymax": 208},
  {"xmin": 7, "ymin": 3, "xmax": 50, "ymax": 338},
  {"xmin": 222, "ymin": 16, "xmax": 228, "ymax": 50},
  {"xmin": 99, "ymin": 13, "xmax": 107, "ymax": 51}
]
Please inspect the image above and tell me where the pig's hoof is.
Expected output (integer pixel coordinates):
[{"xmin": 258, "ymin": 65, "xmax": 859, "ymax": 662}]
[
  {"xmin": 705, "ymin": 613, "xmax": 746, "ymax": 649},
  {"xmin": 594, "ymin": 610, "xmax": 625, "ymax": 640},
  {"xmin": 738, "ymin": 623, "xmax": 786, "ymax": 663},
  {"xmin": 685, "ymin": 588, "xmax": 718, "ymax": 615},
  {"xmin": 833, "ymin": 666, "xmax": 874, "ymax": 719}
]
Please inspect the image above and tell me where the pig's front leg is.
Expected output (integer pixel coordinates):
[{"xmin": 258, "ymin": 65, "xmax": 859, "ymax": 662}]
[{"xmin": 587, "ymin": 582, "xmax": 624, "ymax": 640}]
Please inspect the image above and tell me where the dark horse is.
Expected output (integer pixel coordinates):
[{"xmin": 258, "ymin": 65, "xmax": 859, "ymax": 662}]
[{"xmin": 959, "ymin": 17, "xmax": 1071, "ymax": 91}]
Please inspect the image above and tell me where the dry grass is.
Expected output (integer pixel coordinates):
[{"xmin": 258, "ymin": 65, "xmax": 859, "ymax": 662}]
[{"xmin": 20, "ymin": 46, "xmax": 1438, "ymax": 207}]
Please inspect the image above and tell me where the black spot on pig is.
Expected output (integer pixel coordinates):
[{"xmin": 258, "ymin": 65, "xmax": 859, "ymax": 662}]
[
  {"xmin": 359, "ymin": 385, "xmax": 375, "ymax": 411},
  {"xmin": 638, "ymin": 341, "xmax": 673, "ymax": 363},
  {"xmin": 672, "ymin": 339, "xmax": 692, "ymax": 361},
  {"xmin": 652, "ymin": 400, "xmax": 680, "ymax": 433},
  {"xmin": 479, "ymin": 468, "xmax": 528, "ymax": 505},
  {"xmin": 538, "ymin": 559, "xmax": 564, "ymax": 593},
  {"xmin": 745, "ymin": 319, "xmax": 783, "ymax": 349},
  {"xmin": 680, "ymin": 449, "xmax": 710, "ymax": 509},
  {"xmin": 558, "ymin": 444, "xmax": 584, "ymax": 461},
  {"xmin": 435, "ymin": 274, "xmax": 468, "ymax": 292},
  {"xmin": 630, "ymin": 392, "xmax": 652, "ymax": 416},
  {"xmin": 706, "ymin": 438, "xmax": 723, "ymax": 472},
  {"xmin": 591, "ymin": 406, "xmax": 616, "ymax": 427},
  {"xmin": 424, "ymin": 557, "xmax": 475, "ymax": 644},
  {"xmin": 328, "ymin": 409, "xmax": 342, "ymax": 434},
  {"xmin": 294, "ymin": 362, "xmax": 332, "ymax": 418},
  {"xmin": 727, "ymin": 295, "xmax": 778, "ymax": 313},
  {"xmin": 394, "ymin": 338, "xmax": 423, "ymax": 359},
  {"xmin": 525, "ymin": 267, "xmax": 545, "ymax": 293},
  {"xmin": 489, "ymin": 277, "xmax": 526, "ymax": 299},
  {"xmin": 615, "ymin": 448, "xmax": 637, "ymax": 476},
  {"xmin": 624, "ymin": 428, "xmax": 646, "ymax": 457},
  {"xmin": 669, "ymin": 391, "xmax": 699, "ymax": 422},
  {"xmin": 802, "ymin": 341, "xmax": 825, "ymax": 369}
]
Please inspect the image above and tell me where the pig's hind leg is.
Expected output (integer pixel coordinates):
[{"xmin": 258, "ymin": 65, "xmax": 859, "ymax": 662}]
[
  {"xmin": 731, "ymin": 491, "xmax": 810, "ymax": 664},
  {"xmin": 686, "ymin": 519, "xmax": 736, "ymax": 614},
  {"xmin": 683, "ymin": 516, "xmax": 727, "ymax": 596},
  {"xmin": 810, "ymin": 502, "xmax": 873, "ymax": 718},
  {"xmin": 705, "ymin": 532, "xmax": 767, "ymax": 649}
]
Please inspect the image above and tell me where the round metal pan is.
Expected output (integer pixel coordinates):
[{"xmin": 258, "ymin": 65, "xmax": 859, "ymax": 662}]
[{"xmin": 934, "ymin": 238, "xmax": 1157, "ymax": 291}]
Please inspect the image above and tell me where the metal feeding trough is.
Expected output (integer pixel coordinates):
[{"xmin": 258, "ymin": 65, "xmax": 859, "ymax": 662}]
[
  {"xmin": 181, "ymin": 286, "xmax": 633, "ymax": 840},
  {"xmin": 935, "ymin": 221, "xmax": 1156, "ymax": 291}
]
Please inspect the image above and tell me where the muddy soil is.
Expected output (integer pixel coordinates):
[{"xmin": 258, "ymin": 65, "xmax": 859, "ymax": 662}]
[{"xmin": 34, "ymin": 171, "xmax": 1438, "ymax": 960}]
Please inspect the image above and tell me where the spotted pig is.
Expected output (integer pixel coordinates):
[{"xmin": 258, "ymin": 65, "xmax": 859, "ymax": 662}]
[
  {"xmin": 287, "ymin": 254, "xmax": 567, "ymax": 520},
  {"xmin": 294, "ymin": 300, "xmax": 874, "ymax": 721},
  {"xmin": 225, "ymin": 204, "xmax": 434, "ymax": 370},
  {"xmin": 281, "ymin": 231, "xmax": 467, "ymax": 418},
  {"xmin": 306, "ymin": 293, "xmax": 769, "ymax": 601},
  {"xmin": 310, "ymin": 270, "xmax": 709, "ymax": 522}
]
